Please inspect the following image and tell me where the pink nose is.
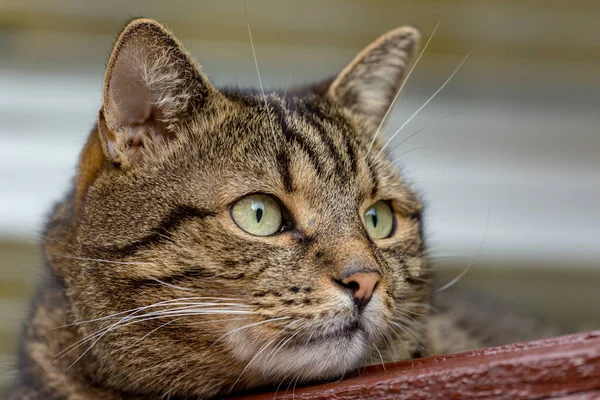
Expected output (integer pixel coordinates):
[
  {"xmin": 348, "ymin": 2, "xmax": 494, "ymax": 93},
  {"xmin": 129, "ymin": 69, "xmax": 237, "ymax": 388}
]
[{"xmin": 336, "ymin": 271, "xmax": 381, "ymax": 311}]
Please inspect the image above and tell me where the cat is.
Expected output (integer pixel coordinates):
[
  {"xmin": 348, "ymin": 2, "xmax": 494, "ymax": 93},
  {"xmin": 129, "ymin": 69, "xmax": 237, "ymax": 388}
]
[{"xmin": 8, "ymin": 18, "xmax": 556, "ymax": 399}]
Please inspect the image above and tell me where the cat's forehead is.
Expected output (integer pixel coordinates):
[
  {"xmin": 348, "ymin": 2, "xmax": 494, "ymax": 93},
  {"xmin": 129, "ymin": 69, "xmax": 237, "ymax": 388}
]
[
  {"xmin": 216, "ymin": 89, "xmax": 367, "ymax": 165},
  {"xmin": 187, "ymin": 90, "xmax": 418, "ymax": 213}
]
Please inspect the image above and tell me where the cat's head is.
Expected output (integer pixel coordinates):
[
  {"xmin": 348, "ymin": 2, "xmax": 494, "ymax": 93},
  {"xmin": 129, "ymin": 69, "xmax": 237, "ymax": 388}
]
[{"xmin": 52, "ymin": 18, "xmax": 427, "ymax": 397}]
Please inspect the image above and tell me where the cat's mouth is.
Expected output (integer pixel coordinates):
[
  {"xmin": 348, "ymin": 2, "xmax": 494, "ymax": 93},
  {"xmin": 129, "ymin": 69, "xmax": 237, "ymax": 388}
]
[{"xmin": 296, "ymin": 320, "xmax": 363, "ymax": 346}]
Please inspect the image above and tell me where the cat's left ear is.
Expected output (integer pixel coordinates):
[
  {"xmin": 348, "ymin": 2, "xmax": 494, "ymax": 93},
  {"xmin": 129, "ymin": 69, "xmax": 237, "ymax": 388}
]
[
  {"xmin": 98, "ymin": 18, "xmax": 221, "ymax": 167},
  {"xmin": 327, "ymin": 27, "xmax": 420, "ymax": 130}
]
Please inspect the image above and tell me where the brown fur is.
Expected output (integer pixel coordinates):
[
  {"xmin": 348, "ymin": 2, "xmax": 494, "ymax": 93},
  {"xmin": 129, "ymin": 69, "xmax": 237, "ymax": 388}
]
[{"xmin": 8, "ymin": 19, "xmax": 555, "ymax": 399}]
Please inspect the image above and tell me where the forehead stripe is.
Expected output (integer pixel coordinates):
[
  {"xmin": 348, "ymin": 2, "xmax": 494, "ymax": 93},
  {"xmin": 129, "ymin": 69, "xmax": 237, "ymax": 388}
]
[
  {"xmin": 276, "ymin": 150, "xmax": 294, "ymax": 193},
  {"xmin": 343, "ymin": 134, "xmax": 358, "ymax": 175},
  {"xmin": 366, "ymin": 157, "xmax": 379, "ymax": 198},
  {"xmin": 299, "ymin": 101, "xmax": 349, "ymax": 180},
  {"xmin": 268, "ymin": 99, "xmax": 326, "ymax": 178}
]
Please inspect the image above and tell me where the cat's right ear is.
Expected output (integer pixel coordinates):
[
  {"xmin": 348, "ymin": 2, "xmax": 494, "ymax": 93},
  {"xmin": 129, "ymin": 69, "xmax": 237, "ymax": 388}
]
[
  {"xmin": 96, "ymin": 18, "xmax": 221, "ymax": 167},
  {"xmin": 327, "ymin": 27, "xmax": 420, "ymax": 131}
]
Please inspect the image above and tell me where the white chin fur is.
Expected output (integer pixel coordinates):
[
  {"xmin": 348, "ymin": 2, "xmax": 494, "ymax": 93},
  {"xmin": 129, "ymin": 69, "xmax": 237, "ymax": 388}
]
[
  {"xmin": 228, "ymin": 295, "xmax": 387, "ymax": 383},
  {"xmin": 254, "ymin": 332, "xmax": 368, "ymax": 382}
]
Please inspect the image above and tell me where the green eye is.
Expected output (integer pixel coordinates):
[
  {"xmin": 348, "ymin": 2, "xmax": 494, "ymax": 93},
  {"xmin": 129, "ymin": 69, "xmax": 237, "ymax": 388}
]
[
  {"xmin": 231, "ymin": 194, "xmax": 283, "ymax": 236},
  {"xmin": 364, "ymin": 201, "xmax": 394, "ymax": 239}
]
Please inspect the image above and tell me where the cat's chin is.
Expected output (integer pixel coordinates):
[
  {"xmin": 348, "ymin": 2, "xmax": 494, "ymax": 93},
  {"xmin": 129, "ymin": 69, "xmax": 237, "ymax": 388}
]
[
  {"xmin": 270, "ymin": 331, "xmax": 368, "ymax": 380},
  {"xmin": 227, "ymin": 296, "xmax": 388, "ymax": 387},
  {"xmin": 237, "ymin": 328, "xmax": 370, "ymax": 385}
]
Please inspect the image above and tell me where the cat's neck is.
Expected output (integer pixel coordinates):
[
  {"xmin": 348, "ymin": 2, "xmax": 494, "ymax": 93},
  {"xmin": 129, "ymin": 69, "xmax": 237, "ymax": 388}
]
[{"xmin": 10, "ymin": 269, "xmax": 134, "ymax": 399}]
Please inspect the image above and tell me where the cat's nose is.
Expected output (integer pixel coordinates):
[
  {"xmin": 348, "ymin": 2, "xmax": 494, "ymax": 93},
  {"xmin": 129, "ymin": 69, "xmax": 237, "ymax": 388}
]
[{"xmin": 334, "ymin": 271, "xmax": 381, "ymax": 311}]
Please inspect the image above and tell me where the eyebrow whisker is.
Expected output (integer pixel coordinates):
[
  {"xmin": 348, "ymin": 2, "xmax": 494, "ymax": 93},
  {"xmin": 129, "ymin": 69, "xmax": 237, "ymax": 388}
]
[
  {"xmin": 376, "ymin": 47, "xmax": 475, "ymax": 160},
  {"xmin": 244, "ymin": 0, "xmax": 279, "ymax": 148},
  {"xmin": 367, "ymin": 20, "xmax": 440, "ymax": 156}
]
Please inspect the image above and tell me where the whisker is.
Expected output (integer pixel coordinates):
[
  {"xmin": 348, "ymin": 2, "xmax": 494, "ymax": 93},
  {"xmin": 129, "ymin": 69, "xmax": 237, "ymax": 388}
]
[
  {"xmin": 367, "ymin": 20, "xmax": 440, "ymax": 155},
  {"xmin": 130, "ymin": 307, "xmax": 255, "ymax": 319},
  {"xmin": 291, "ymin": 374, "xmax": 301, "ymax": 399},
  {"xmin": 392, "ymin": 314, "xmax": 426, "ymax": 337},
  {"xmin": 386, "ymin": 329, "xmax": 412, "ymax": 360},
  {"xmin": 53, "ymin": 297, "xmax": 250, "ymax": 329},
  {"xmin": 402, "ymin": 302, "xmax": 438, "ymax": 313},
  {"xmin": 244, "ymin": 0, "xmax": 278, "ymax": 147},
  {"xmin": 376, "ymin": 47, "xmax": 475, "ymax": 159},
  {"xmin": 229, "ymin": 328, "xmax": 289, "ymax": 392},
  {"xmin": 48, "ymin": 253, "xmax": 149, "ymax": 266},
  {"xmin": 395, "ymin": 305, "xmax": 427, "ymax": 318},
  {"xmin": 56, "ymin": 310, "xmax": 256, "ymax": 368},
  {"xmin": 265, "ymin": 328, "xmax": 302, "ymax": 364},
  {"xmin": 130, "ymin": 314, "xmax": 254, "ymax": 348},
  {"xmin": 436, "ymin": 208, "xmax": 490, "ymax": 293},
  {"xmin": 392, "ymin": 310, "xmax": 425, "ymax": 326},
  {"xmin": 302, "ymin": 325, "xmax": 318, "ymax": 347},
  {"xmin": 386, "ymin": 321, "xmax": 406, "ymax": 348},
  {"xmin": 380, "ymin": 333, "xmax": 397, "ymax": 364},
  {"xmin": 284, "ymin": 373, "xmax": 296, "ymax": 396},
  {"xmin": 372, "ymin": 343, "xmax": 387, "ymax": 372},
  {"xmin": 390, "ymin": 147, "xmax": 427, "ymax": 165},
  {"xmin": 387, "ymin": 126, "xmax": 428, "ymax": 155},
  {"xmin": 388, "ymin": 111, "xmax": 472, "ymax": 159},
  {"xmin": 130, "ymin": 317, "xmax": 182, "ymax": 346},
  {"xmin": 282, "ymin": 64, "xmax": 296, "ymax": 101},
  {"xmin": 391, "ymin": 324, "xmax": 421, "ymax": 341},
  {"xmin": 389, "ymin": 320, "xmax": 426, "ymax": 351},
  {"xmin": 392, "ymin": 315, "xmax": 425, "ymax": 334},
  {"xmin": 55, "ymin": 308, "xmax": 254, "ymax": 360},
  {"xmin": 61, "ymin": 308, "xmax": 138, "ymax": 371},
  {"xmin": 54, "ymin": 301, "xmax": 254, "ymax": 362},
  {"xmin": 182, "ymin": 316, "xmax": 253, "ymax": 327},
  {"xmin": 273, "ymin": 376, "xmax": 287, "ymax": 400},
  {"xmin": 211, "ymin": 316, "xmax": 291, "ymax": 346}
]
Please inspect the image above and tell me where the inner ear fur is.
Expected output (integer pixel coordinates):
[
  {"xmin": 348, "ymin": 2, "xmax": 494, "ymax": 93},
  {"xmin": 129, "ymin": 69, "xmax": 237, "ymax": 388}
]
[{"xmin": 97, "ymin": 18, "xmax": 219, "ymax": 167}]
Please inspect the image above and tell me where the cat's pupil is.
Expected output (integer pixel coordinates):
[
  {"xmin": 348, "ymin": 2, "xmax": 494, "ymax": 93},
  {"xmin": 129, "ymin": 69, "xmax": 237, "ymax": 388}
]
[
  {"xmin": 372, "ymin": 213, "xmax": 378, "ymax": 228},
  {"xmin": 256, "ymin": 207, "xmax": 263, "ymax": 223}
]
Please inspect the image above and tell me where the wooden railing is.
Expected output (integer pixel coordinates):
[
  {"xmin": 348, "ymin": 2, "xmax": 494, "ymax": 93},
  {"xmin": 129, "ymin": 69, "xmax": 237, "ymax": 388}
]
[{"xmin": 233, "ymin": 331, "xmax": 600, "ymax": 400}]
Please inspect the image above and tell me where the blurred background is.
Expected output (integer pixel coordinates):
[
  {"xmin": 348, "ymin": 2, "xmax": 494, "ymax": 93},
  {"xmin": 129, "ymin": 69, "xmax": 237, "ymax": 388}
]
[{"xmin": 1, "ymin": 0, "xmax": 599, "ymax": 391}]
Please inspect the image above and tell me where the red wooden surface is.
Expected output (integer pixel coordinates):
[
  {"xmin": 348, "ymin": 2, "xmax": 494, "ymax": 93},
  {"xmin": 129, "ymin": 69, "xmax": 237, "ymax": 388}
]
[{"xmin": 232, "ymin": 330, "xmax": 600, "ymax": 400}]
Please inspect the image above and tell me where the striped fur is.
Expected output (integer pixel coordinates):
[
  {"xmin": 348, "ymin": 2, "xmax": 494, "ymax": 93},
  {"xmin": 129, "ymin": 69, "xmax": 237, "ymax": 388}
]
[{"xmin": 8, "ymin": 18, "xmax": 554, "ymax": 400}]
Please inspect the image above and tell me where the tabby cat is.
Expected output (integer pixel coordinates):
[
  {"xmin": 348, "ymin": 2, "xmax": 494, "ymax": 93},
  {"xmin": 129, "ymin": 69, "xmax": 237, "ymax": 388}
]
[{"xmin": 8, "ymin": 18, "xmax": 553, "ymax": 399}]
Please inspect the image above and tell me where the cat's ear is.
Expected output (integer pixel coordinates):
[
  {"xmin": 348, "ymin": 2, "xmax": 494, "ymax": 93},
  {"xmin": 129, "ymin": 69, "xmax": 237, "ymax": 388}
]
[
  {"xmin": 327, "ymin": 27, "xmax": 420, "ymax": 130},
  {"xmin": 97, "ymin": 18, "xmax": 219, "ymax": 167}
]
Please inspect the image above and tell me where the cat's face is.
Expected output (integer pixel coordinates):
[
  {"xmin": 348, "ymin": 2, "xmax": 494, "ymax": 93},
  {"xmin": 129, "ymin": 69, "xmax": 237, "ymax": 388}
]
[{"xmin": 56, "ymin": 19, "xmax": 428, "ymax": 397}]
